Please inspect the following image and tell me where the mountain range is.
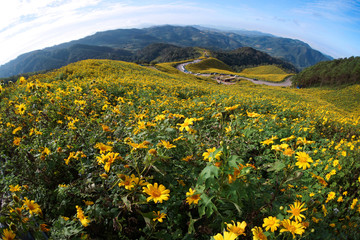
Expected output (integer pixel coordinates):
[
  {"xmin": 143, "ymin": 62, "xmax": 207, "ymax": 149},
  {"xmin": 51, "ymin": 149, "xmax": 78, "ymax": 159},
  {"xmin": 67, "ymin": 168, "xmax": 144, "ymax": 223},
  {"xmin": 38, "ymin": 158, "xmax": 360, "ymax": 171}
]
[{"xmin": 0, "ymin": 25, "xmax": 332, "ymax": 77}]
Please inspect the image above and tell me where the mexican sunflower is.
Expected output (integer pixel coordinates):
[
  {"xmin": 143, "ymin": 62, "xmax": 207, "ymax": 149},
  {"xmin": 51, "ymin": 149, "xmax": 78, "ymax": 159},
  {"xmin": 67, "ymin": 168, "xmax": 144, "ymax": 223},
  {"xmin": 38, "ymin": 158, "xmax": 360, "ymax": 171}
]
[
  {"xmin": 143, "ymin": 183, "xmax": 170, "ymax": 203},
  {"xmin": 280, "ymin": 219, "xmax": 305, "ymax": 239},
  {"xmin": 287, "ymin": 201, "xmax": 307, "ymax": 222},
  {"xmin": 295, "ymin": 152, "xmax": 313, "ymax": 170}
]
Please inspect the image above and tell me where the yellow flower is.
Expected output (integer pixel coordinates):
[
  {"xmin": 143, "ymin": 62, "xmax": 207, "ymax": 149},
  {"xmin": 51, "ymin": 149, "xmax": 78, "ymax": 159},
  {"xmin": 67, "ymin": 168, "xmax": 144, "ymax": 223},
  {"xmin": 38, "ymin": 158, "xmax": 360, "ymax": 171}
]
[
  {"xmin": 296, "ymin": 137, "xmax": 315, "ymax": 145},
  {"xmin": 9, "ymin": 184, "xmax": 21, "ymax": 192},
  {"xmin": 96, "ymin": 152, "xmax": 119, "ymax": 172},
  {"xmin": 126, "ymin": 140, "xmax": 150, "ymax": 151},
  {"xmin": 283, "ymin": 148, "xmax": 295, "ymax": 157},
  {"xmin": 213, "ymin": 231, "xmax": 238, "ymax": 240},
  {"xmin": 226, "ymin": 220, "xmax": 246, "ymax": 236},
  {"xmin": 15, "ymin": 103, "xmax": 26, "ymax": 115},
  {"xmin": 295, "ymin": 152, "xmax": 313, "ymax": 170},
  {"xmin": 83, "ymin": 200, "xmax": 94, "ymax": 206},
  {"xmin": 225, "ymin": 125, "xmax": 232, "ymax": 133},
  {"xmin": 158, "ymin": 140, "xmax": 176, "ymax": 149},
  {"xmin": 99, "ymin": 173, "xmax": 108, "ymax": 179},
  {"xmin": 148, "ymin": 148, "xmax": 157, "ymax": 156},
  {"xmin": 101, "ymin": 124, "xmax": 111, "ymax": 132},
  {"xmin": 280, "ymin": 135, "xmax": 296, "ymax": 142},
  {"xmin": 177, "ymin": 118, "xmax": 194, "ymax": 132},
  {"xmin": 155, "ymin": 114, "xmax": 166, "ymax": 121},
  {"xmin": 12, "ymin": 126, "xmax": 22, "ymax": 135},
  {"xmin": 42, "ymin": 147, "xmax": 51, "ymax": 156},
  {"xmin": 103, "ymin": 152, "xmax": 118, "ymax": 172},
  {"xmin": 1, "ymin": 228, "xmax": 16, "ymax": 240},
  {"xmin": 247, "ymin": 112, "xmax": 261, "ymax": 118},
  {"xmin": 280, "ymin": 219, "xmax": 305, "ymax": 239},
  {"xmin": 351, "ymin": 198, "xmax": 358, "ymax": 209},
  {"xmin": 326, "ymin": 192, "xmax": 336, "ymax": 203},
  {"xmin": 262, "ymin": 216, "xmax": 280, "ymax": 232},
  {"xmin": 23, "ymin": 197, "xmax": 42, "ymax": 216},
  {"xmin": 225, "ymin": 104, "xmax": 239, "ymax": 111},
  {"xmin": 13, "ymin": 137, "xmax": 21, "ymax": 146},
  {"xmin": 143, "ymin": 183, "xmax": 170, "ymax": 203},
  {"xmin": 152, "ymin": 211, "xmax": 167, "ymax": 222},
  {"xmin": 271, "ymin": 145, "xmax": 282, "ymax": 151},
  {"xmin": 19, "ymin": 76, "xmax": 26, "ymax": 84},
  {"xmin": 186, "ymin": 188, "xmax": 201, "ymax": 205},
  {"xmin": 251, "ymin": 226, "xmax": 267, "ymax": 240},
  {"xmin": 182, "ymin": 155, "xmax": 193, "ymax": 162},
  {"xmin": 94, "ymin": 142, "xmax": 113, "ymax": 153},
  {"xmin": 261, "ymin": 136, "xmax": 278, "ymax": 145},
  {"xmin": 312, "ymin": 217, "xmax": 321, "ymax": 223},
  {"xmin": 287, "ymin": 201, "xmax": 307, "ymax": 222},
  {"xmin": 40, "ymin": 223, "xmax": 50, "ymax": 232},
  {"xmin": 76, "ymin": 205, "xmax": 91, "ymax": 227},
  {"xmin": 322, "ymin": 204, "xmax": 328, "ymax": 216},
  {"xmin": 202, "ymin": 147, "xmax": 216, "ymax": 161},
  {"xmin": 118, "ymin": 174, "xmax": 136, "ymax": 190}
]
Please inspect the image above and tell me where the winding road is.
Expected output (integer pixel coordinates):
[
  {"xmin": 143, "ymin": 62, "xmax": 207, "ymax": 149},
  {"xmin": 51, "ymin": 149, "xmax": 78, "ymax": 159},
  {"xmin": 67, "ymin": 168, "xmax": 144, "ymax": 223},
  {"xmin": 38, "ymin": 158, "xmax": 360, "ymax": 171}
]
[{"xmin": 176, "ymin": 59, "xmax": 293, "ymax": 87}]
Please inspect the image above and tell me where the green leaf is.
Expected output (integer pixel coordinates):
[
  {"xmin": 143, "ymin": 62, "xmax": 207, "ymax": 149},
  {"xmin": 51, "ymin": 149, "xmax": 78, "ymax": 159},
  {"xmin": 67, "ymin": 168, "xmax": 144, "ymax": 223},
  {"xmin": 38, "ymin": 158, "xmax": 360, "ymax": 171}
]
[
  {"xmin": 198, "ymin": 193, "xmax": 217, "ymax": 217},
  {"xmin": 267, "ymin": 161, "xmax": 285, "ymax": 172},
  {"xmin": 227, "ymin": 155, "xmax": 243, "ymax": 168},
  {"xmin": 197, "ymin": 164, "xmax": 219, "ymax": 185}
]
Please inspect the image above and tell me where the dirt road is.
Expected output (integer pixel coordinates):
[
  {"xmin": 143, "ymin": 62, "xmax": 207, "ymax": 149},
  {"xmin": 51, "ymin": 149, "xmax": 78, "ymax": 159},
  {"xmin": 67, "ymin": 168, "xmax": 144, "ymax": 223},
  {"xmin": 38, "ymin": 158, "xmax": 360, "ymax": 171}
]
[{"xmin": 176, "ymin": 59, "xmax": 293, "ymax": 87}]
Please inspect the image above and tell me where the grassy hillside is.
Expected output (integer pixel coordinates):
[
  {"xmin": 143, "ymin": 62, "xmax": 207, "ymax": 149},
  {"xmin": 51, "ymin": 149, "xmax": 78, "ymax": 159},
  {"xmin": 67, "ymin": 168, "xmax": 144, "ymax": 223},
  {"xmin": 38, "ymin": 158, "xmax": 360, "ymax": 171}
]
[
  {"xmin": 239, "ymin": 65, "xmax": 294, "ymax": 82},
  {"xmin": 0, "ymin": 59, "xmax": 360, "ymax": 239},
  {"xmin": 186, "ymin": 59, "xmax": 294, "ymax": 82},
  {"xmin": 186, "ymin": 57, "xmax": 234, "ymax": 74}
]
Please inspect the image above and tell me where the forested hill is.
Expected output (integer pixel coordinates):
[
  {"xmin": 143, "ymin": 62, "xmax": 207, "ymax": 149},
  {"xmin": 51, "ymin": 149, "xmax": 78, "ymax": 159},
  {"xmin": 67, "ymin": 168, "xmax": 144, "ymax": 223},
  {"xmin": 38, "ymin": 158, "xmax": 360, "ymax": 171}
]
[
  {"xmin": 0, "ymin": 25, "xmax": 331, "ymax": 77},
  {"xmin": 212, "ymin": 47, "xmax": 298, "ymax": 73},
  {"xmin": 293, "ymin": 56, "xmax": 360, "ymax": 87}
]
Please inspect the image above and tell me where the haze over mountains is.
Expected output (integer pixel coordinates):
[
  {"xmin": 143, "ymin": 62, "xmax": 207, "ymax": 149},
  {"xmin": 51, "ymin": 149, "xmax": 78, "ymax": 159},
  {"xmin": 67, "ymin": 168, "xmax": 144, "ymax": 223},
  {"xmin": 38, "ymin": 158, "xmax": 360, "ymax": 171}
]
[{"xmin": 0, "ymin": 25, "xmax": 332, "ymax": 78}]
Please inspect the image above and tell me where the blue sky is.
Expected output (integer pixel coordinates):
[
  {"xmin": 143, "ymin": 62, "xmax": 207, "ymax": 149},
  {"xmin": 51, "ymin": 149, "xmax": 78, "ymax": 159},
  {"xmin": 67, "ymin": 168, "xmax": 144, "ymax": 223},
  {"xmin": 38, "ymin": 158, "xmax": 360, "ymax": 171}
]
[{"xmin": 0, "ymin": 0, "xmax": 359, "ymax": 65}]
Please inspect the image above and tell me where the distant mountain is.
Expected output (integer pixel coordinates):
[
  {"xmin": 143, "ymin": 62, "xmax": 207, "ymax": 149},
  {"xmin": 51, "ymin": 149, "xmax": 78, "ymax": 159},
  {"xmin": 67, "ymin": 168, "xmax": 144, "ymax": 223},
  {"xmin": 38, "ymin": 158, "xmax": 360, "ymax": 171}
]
[
  {"xmin": 133, "ymin": 43, "xmax": 201, "ymax": 64},
  {"xmin": 292, "ymin": 56, "xmax": 360, "ymax": 87},
  {"xmin": 0, "ymin": 25, "xmax": 331, "ymax": 77}
]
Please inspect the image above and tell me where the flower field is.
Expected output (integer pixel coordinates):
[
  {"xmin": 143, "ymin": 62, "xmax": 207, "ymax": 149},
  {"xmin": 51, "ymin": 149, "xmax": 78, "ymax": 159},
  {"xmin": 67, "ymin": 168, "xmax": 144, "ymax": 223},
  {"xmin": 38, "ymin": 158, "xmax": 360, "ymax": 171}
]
[
  {"xmin": 238, "ymin": 65, "xmax": 293, "ymax": 82},
  {"xmin": 1, "ymin": 59, "xmax": 360, "ymax": 239}
]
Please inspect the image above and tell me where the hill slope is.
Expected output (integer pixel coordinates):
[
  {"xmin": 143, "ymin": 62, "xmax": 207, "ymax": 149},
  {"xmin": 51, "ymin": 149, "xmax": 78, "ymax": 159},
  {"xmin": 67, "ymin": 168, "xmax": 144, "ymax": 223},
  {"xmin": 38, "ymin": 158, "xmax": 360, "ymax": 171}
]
[
  {"xmin": 0, "ymin": 59, "xmax": 359, "ymax": 239},
  {"xmin": 212, "ymin": 47, "xmax": 298, "ymax": 72},
  {"xmin": 293, "ymin": 56, "xmax": 360, "ymax": 87},
  {"xmin": 0, "ymin": 25, "xmax": 331, "ymax": 77}
]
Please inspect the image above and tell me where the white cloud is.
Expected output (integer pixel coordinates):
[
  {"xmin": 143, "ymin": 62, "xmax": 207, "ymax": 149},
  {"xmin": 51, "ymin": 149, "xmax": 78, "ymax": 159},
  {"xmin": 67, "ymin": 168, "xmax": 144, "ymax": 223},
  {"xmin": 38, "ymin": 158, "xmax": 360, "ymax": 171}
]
[
  {"xmin": 293, "ymin": 0, "xmax": 360, "ymax": 23},
  {"xmin": 0, "ymin": 1, "xmax": 217, "ymax": 65}
]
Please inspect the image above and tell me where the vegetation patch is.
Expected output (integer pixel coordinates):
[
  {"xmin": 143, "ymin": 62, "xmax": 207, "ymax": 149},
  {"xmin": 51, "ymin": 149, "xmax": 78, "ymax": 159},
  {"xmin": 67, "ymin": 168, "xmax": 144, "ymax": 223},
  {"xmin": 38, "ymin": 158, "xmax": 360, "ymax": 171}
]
[
  {"xmin": 186, "ymin": 57, "xmax": 234, "ymax": 74},
  {"xmin": 239, "ymin": 65, "xmax": 294, "ymax": 82},
  {"xmin": 0, "ymin": 59, "xmax": 360, "ymax": 240},
  {"xmin": 293, "ymin": 56, "xmax": 360, "ymax": 87}
]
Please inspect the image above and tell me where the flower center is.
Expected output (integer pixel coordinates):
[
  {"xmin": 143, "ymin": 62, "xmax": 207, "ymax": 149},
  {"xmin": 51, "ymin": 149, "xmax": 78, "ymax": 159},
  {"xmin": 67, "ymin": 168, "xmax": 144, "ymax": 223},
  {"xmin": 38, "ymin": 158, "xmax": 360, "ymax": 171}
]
[
  {"xmin": 152, "ymin": 189, "xmax": 161, "ymax": 198},
  {"xmin": 292, "ymin": 209, "xmax": 300, "ymax": 216},
  {"xmin": 288, "ymin": 225, "xmax": 296, "ymax": 233}
]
